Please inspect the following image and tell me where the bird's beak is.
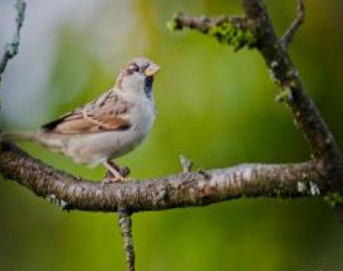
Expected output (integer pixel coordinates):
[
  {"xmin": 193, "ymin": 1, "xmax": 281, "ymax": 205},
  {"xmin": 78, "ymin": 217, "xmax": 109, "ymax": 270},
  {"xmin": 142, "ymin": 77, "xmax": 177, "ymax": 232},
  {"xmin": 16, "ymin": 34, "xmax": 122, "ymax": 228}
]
[{"xmin": 145, "ymin": 64, "xmax": 160, "ymax": 77}]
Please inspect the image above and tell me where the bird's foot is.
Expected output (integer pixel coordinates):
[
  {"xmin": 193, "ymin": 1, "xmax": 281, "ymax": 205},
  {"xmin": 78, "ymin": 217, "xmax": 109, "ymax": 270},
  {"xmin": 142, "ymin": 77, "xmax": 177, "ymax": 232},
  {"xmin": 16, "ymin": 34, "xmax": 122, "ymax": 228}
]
[
  {"xmin": 119, "ymin": 166, "xmax": 130, "ymax": 178},
  {"xmin": 103, "ymin": 173, "xmax": 125, "ymax": 184},
  {"xmin": 102, "ymin": 160, "xmax": 130, "ymax": 184}
]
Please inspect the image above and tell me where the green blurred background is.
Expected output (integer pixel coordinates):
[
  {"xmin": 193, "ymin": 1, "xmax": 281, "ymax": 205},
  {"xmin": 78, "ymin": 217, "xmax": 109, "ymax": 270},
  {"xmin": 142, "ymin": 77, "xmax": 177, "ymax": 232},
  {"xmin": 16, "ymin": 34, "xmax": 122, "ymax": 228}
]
[{"xmin": 1, "ymin": 0, "xmax": 343, "ymax": 270}]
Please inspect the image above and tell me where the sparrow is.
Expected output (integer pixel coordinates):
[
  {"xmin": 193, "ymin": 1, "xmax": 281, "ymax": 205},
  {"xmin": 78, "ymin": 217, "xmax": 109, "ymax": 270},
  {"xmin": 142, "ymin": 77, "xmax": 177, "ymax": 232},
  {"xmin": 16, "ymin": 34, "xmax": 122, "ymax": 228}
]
[{"xmin": 3, "ymin": 57, "xmax": 160, "ymax": 182}]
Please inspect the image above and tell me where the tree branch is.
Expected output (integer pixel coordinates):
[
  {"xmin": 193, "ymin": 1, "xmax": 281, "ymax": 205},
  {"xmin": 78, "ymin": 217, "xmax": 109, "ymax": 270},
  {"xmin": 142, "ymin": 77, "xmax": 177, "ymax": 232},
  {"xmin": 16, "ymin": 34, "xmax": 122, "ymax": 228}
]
[
  {"xmin": 2, "ymin": 0, "xmax": 341, "ymax": 269},
  {"xmin": 0, "ymin": 142, "xmax": 326, "ymax": 212},
  {"xmin": 0, "ymin": 0, "xmax": 341, "ymax": 223},
  {"xmin": 240, "ymin": 0, "xmax": 343, "ymax": 219},
  {"xmin": 0, "ymin": 0, "xmax": 26, "ymax": 82},
  {"xmin": 169, "ymin": 13, "xmax": 256, "ymax": 51},
  {"xmin": 118, "ymin": 210, "xmax": 135, "ymax": 271},
  {"xmin": 280, "ymin": 0, "xmax": 305, "ymax": 50},
  {"xmin": 170, "ymin": 0, "xmax": 343, "ymax": 221}
]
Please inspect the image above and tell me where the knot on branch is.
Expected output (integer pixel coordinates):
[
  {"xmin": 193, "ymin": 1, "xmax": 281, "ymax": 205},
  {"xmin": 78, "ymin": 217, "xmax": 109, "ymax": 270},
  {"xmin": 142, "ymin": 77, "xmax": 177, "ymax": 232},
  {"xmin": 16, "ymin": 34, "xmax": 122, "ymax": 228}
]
[{"xmin": 47, "ymin": 194, "xmax": 71, "ymax": 210}]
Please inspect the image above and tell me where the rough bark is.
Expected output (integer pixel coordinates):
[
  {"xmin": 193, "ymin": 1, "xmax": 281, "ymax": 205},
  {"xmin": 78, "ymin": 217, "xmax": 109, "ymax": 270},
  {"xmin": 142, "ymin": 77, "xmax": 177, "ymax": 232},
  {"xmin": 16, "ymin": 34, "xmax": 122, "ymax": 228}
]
[
  {"xmin": 0, "ymin": 142, "xmax": 326, "ymax": 212},
  {"xmin": 171, "ymin": 0, "xmax": 343, "ymax": 221}
]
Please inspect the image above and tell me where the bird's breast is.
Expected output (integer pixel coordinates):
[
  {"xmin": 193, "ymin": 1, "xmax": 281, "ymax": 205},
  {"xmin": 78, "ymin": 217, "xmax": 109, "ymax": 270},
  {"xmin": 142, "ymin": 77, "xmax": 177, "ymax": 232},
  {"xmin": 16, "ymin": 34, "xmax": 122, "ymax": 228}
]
[{"xmin": 130, "ymin": 95, "xmax": 155, "ymax": 137}]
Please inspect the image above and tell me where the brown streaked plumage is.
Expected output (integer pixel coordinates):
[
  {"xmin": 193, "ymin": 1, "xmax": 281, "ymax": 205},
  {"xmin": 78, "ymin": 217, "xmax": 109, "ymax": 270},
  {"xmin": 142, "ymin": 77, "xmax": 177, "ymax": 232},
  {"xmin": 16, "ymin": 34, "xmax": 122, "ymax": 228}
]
[{"xmin": 42, "ymin": 92, "xmax": 132, "ymax": 134}]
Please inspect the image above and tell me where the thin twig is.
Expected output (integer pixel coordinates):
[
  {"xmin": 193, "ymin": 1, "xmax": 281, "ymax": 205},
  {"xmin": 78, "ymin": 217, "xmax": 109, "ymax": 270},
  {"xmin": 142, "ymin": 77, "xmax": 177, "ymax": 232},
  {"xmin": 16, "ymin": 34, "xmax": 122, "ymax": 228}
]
[
  {"xmin": 0, "ymin": 0, "xmax": 26, "ymax": 80},
  {"xmin": 118, "ymin": 209, "xmax": 135, "ymax": 271},
  {"xmin": 281, "ymin": 0, "xmax": 305, "ymax": 49},
  {"xmin": 180, "ymin": 154, "xmax": 193, "ymax": 173}
]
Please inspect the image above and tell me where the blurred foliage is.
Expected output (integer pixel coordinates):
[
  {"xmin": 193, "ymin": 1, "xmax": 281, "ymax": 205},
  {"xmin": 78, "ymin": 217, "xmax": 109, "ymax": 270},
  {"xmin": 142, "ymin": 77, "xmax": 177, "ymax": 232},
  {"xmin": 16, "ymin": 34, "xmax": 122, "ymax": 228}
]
[{"xmin": 1, "ymin": 0, "xmax": 343, "ymax": 270}]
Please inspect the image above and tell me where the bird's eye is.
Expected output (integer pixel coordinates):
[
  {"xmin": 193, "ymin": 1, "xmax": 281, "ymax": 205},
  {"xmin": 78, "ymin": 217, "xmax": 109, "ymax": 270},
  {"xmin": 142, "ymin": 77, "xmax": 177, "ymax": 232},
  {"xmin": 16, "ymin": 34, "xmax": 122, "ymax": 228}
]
[{"xmin": 129, "ymin": 64, "xmax": 139, "ymax": 73}]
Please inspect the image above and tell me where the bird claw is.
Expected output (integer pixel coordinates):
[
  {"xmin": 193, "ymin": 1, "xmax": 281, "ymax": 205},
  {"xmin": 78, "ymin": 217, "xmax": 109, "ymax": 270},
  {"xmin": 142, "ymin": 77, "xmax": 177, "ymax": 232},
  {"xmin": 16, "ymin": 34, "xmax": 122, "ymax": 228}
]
[
  {"xmin": 119, "ymin": 166, "xmax": 130, "ymax": 177},
  {"xmin": 102, "ymin": 160, "xmax": 131, "ymax": 184},
  {"xmin": 102, "ymin": 168, "xmax": 130, "ymax": 184},
  {"xmin": 102, "ymin": 174, "xmax": 125, "ymax": 184}
]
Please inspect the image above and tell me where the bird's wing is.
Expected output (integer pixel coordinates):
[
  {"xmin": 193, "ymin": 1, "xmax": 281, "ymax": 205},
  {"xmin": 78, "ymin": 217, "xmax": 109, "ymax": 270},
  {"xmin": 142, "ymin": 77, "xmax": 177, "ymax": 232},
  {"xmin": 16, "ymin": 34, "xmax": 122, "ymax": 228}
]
[{"xmin": 41, "ymin": 91, "xmax": 132, "ymax": 134}]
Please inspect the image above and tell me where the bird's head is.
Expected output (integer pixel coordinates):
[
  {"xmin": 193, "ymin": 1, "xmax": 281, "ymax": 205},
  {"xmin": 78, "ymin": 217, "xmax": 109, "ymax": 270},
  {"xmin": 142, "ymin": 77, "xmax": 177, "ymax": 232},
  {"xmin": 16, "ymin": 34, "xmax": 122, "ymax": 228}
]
[{"xmin": 116, "ymin": 57, "xmax": 160, "ymax": 99}]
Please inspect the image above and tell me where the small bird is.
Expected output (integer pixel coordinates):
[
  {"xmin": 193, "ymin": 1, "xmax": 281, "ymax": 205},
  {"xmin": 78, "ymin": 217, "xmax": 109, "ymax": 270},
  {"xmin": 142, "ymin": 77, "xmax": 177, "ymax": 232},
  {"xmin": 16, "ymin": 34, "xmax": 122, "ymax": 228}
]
[{"xmin": 4, "ymin": 57, "xmax": 160, "ymax": 182}]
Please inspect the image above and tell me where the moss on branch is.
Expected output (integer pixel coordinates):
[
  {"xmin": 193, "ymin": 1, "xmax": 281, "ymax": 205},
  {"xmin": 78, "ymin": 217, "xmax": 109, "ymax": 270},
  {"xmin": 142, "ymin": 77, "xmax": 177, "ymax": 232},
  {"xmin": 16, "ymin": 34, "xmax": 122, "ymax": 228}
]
[
  {"xmin": 167, "ymin": 13, "xmax": 257, "ymax": 51},
  {"xmin": 208, "ymin": 21, "xmax": 256, "ymax": 51}
]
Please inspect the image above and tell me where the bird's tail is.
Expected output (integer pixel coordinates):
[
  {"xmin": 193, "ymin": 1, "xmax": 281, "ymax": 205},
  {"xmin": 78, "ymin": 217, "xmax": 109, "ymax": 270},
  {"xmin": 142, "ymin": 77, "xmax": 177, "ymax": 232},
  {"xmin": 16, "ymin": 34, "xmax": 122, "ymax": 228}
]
[{"xmin": 0, "ymin": 132, "xmax": 36, "ymax": 142}]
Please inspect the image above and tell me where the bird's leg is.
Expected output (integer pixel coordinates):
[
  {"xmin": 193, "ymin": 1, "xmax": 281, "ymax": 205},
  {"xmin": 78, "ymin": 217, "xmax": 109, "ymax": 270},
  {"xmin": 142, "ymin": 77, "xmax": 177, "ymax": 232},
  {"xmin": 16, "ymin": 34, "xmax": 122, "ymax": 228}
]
[
  {"xmin": 103, "ymin": 160, "xmax": 130, "ymax": 183},
  {"xmin": 103, "ymin": 160, "xmax": 124, "ymax": 183}
]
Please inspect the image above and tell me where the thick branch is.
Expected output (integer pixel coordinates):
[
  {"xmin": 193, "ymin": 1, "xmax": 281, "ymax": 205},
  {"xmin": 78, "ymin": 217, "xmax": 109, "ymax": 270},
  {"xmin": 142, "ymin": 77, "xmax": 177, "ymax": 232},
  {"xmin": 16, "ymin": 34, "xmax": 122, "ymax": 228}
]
[
  {"xmin": 0, "ymin": 0, "xmax": 26, "ymax": 81},
  {"xmin": 0, "ymin": 0, "xmax": 341, "ymax": 223},
  {"xmin": 0, "ymin": 142, "xmax": 325, "ymax": 212},
  {"xmin": 171, "ymin": 0, "xmax": 343, "ymax": 218},
  {"xmin": 240, "ymin": 0, "xmax": 343, "ymax": 213},
  {"xmin": 0, "ymin": 0, "xmax": 340, "ymax": 268}
]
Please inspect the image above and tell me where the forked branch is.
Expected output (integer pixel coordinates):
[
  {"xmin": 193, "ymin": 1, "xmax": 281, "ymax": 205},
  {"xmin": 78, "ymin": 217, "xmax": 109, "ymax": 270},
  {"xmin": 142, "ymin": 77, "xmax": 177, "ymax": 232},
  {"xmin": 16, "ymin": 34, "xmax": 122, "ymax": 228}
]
[{"xmin": 171, "ymin": 0, "xmax": 343, "ymax": 220}]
